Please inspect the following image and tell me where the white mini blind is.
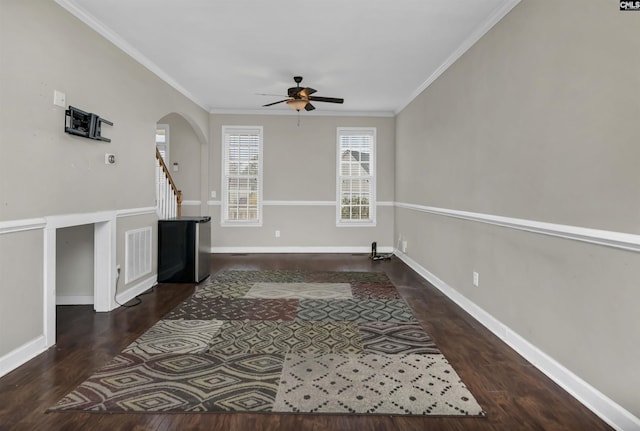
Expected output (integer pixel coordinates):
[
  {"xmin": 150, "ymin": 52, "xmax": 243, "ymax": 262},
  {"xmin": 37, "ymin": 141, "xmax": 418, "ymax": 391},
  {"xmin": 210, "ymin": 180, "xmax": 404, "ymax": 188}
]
[
  {"xmin": 337, "ymin": 127, "xmax": 376, "ymax": 225},
  {"xmin": 222, "ymin": 126, "xmax": 263, "ymax": 225}
]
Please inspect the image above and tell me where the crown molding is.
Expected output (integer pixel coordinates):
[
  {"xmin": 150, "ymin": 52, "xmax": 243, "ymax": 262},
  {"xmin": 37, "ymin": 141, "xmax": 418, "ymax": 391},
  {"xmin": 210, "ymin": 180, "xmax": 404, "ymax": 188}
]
[
  {"xmin": 54, "ymin": 0, "xmax": 211, "ymax": 111},
  {"xmin": 209, "ymin": 108, "xmax": 395, "ymax": 118},
  {"xmin": 395, "ymin": 0, "xmax": 522, "ymax": 115}
]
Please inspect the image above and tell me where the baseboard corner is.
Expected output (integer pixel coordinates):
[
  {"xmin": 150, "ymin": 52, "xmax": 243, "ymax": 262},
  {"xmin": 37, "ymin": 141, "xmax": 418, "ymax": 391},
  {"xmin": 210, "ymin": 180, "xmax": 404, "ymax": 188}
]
[{"xmin": 0, "ymin": 335, "xmax": 47, "ymax": 379}]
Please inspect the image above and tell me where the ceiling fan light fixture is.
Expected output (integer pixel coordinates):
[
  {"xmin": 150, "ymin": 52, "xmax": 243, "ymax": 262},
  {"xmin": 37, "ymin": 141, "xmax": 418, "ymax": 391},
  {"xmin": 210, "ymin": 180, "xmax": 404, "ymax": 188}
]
[{"xmin": 287, "ymin": 99, "xmax": 307, "ymax": 111}]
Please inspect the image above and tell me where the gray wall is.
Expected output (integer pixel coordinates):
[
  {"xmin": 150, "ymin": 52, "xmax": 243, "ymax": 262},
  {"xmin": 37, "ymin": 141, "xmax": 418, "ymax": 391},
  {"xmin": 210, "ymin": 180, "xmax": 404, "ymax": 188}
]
[
  {"xmin": 395, "ymin": 0, "xmax": 639, "ymax": 417},
  {"xmin": 0, "ymin": 0, "xmax": 208, "ymax": 360},
  {"xmin": 0, "ymin": 230, "xmax": 43, "ymax": 355},
  {"xmin": 207, "ymin": 114, "xmax": 395, "ymax": 250},
  {"xmin": 56, "ymin": 224, "xmax": 94, "ymax": 300}
]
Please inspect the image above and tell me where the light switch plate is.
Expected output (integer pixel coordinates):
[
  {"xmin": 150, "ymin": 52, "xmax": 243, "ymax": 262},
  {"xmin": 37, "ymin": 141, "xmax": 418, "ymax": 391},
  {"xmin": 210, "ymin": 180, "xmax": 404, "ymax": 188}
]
[{"xmin": 53, "ymin": 90, "xmax": 66, "ymax": 107}]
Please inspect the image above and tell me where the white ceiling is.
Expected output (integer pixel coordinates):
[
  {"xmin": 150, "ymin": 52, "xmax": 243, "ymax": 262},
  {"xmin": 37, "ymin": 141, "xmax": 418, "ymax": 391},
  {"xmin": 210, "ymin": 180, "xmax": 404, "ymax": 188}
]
[{"xmin": 56, "ymin": 0, "xmax": 519, "ymax": 115}]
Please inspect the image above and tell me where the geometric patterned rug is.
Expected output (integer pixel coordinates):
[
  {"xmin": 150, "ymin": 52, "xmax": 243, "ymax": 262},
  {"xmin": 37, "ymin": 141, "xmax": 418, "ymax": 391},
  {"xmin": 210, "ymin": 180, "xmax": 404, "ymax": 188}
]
[{"xmin": 49, "ymin": 270, "xmax": 485, "ymax": 416}]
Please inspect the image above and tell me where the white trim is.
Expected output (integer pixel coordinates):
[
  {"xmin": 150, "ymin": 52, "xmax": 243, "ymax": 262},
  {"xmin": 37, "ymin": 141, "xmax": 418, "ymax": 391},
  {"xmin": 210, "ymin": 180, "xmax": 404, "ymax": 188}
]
[
  {"xmin": 336, "ymin": 223, "xmax": 377, "ymax": 228},
  {"xmin": 211, "ymin": 246, "xmax": 394, "ymax": 254},
  {"xmin": 56, "ymin": 295, "xmax": 94, "ymax": 305},
  {"xmin": 263, "ymin": 200, "xmax": 336, "ymax": 206},
  {"xmin": 209, "ymin": 108, "xmax": 394, "ymax": 118},
  {"xmin": 221, "ymin": 125, "xmax": 264, "ymax": 227},
  {"xmin": 219, "ymin": 221, "xmax": 263, "ymax": 228},
  {"xmin": 0, "ymin": 218, "xmax": 46, "ymax": 235},
  {"xmin": 395, "ymin": 0, "xmax": 522, "ymax": 115},
  {"xmin": 336, "ymin": 127, "xmax": 377, "ymax": 227},
  {"xmin": 210, "ymin": 200, "xmax": 394, "ymax": 208},
  {"xmin": 116, "ymin": 275, "xmax": 157, "ymax": 306},
  {"xmin": 0, "ymin": 335, "xmax": 47, "ymax": 379},
  {"xmin": 44, "ymin": 211, "xmax": 117, "ymax": 349},
  {"xmin": 396, "ymin": 202, "xmax": 640, "ymax": 253},
  {"xmin": 396, "ymin": 251, "xmax": 640, "ymax": 431},
  {"xmin": 115, "ymin": 207, "xmax": 157, "ymax": 218},
  {"xmin": 182, "ymin": 200, "xmax": 202, "ymax": 206},
  {"xmin": 53, "ymin": 0, "xmax": 210, "ymax": 111}
]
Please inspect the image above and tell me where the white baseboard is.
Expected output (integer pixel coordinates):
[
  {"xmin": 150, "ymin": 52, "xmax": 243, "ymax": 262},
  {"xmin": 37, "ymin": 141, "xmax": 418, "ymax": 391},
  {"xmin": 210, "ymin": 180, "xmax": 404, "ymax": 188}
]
[
  {"xmin": 115, "ymin": 275, "xmax": 157, "ymax": 306},
  {"xmin": 210, "ymin": 246, "xmax": 394, "ymax": 254},
  {"xmin": 0, "ymin": 335, "xmax": 47, "ymax": 379},
  {"xmin": 56, "ymin": 295, "xmax": 94, "ymax": 305},
  {"xmin": 396, "ymin": 251, "xmax": 640, "ymax": 431}
]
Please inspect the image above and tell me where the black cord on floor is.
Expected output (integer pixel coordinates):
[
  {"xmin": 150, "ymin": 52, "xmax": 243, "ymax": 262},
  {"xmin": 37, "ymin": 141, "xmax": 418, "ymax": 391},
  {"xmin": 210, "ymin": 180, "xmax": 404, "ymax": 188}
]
[{"xmin": 113, "ymin": 266, "xmax": 155, "ymax": 308}]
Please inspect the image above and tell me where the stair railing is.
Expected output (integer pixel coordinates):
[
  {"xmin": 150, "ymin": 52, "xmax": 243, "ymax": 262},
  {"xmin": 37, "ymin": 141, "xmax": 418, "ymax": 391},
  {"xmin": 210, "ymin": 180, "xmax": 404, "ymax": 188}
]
[{"xmin": 155, "ymin": 148, "xmax": 182, "ymax": 219}]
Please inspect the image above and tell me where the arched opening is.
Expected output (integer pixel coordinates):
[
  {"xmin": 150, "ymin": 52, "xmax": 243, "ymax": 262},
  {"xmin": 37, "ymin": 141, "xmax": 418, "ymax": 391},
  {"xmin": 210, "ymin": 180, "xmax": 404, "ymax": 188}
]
[{"xmin": 156, "ymin": 112, "xmax": 208, "ymax": 217}]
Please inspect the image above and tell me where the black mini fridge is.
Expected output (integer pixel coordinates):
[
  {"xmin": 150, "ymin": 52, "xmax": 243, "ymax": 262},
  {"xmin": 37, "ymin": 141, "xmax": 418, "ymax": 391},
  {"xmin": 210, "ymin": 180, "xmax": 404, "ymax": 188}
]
[{"xmin": 158, "ymin": 216, "xmax": 211, "ymax": 283}]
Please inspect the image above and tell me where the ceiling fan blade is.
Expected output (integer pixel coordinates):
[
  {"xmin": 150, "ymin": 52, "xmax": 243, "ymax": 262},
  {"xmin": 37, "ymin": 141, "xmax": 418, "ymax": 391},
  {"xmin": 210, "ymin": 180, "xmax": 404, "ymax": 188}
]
[
  {"xmin": 300, "ymin": 87, "xmax": 317, "ymax": 98},
  {"xmin": 287, "ymin": 87, "xmax": 301, "ymax": 97},
  {"xmin": 262, "ymin": 99, "xmax": 289, "ymax": 107},
  {"xmin": 308, "ymin": 96, "xmax": 344, "ymax": 104},
  {"xmin": 304, "ymin": 103, "xmax": 316, "ymax": 111}
]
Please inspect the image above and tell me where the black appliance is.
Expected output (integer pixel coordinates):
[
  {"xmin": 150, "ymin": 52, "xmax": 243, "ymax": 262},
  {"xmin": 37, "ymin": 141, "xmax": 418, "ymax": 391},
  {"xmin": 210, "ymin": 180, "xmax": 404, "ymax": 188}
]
[{"xmin": 158, "ymin": 216, "xmax": 211, "ymax": 283}]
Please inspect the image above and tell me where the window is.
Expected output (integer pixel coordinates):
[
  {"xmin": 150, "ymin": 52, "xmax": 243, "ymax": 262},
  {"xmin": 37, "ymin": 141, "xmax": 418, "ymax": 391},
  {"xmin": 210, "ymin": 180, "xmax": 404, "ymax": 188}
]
[
  {"xmin": 337, "ymin": 127, "xmax": 376, "ymax": 226},
  {"xmin": 155, "ymin": 124, "xmax": 170, "ymax": 163},
  {"xmin": 222, "ymin": 126, "xmax": 263, "ymax": 226}
]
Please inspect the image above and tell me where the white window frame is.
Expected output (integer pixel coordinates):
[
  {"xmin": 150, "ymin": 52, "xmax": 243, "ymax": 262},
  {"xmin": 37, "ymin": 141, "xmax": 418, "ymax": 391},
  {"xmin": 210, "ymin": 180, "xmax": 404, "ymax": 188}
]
[
  {"xmin": 336, "ymin": 127, "xmax": 376, "ymax": 227},
  {"xmin": 221, "ymin": 126, "xmax": 263, "ymax": 227},
  {"xmin": 155, "ymin": 124, "xmax": 170, "ymax": 164}
]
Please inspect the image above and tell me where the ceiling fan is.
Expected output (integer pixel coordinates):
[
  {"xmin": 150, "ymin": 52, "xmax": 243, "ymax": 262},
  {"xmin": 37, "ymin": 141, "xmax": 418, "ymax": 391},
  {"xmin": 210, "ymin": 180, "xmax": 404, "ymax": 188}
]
[{"xmin": 262, "ymin": 76, "xmax": 344, "ymax": 111}]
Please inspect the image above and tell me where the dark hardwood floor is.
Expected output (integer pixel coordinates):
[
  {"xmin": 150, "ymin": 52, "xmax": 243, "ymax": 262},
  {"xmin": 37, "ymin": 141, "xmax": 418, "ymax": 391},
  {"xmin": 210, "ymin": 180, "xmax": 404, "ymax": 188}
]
[{"xmin": 0, "ymin": 254, "xmax": 613, "ymax": 431}]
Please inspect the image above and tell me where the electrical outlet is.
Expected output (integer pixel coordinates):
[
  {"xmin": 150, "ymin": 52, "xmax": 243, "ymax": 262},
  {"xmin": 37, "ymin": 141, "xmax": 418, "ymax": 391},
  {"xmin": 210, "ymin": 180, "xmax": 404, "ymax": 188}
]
[
  {"xmin": 211, "ymin": 191, "xmax": 217, "ymax": 198},
  {"xmin": 473, "ymin": 271, "xmax": 479, "ymax": 287},
  {"xmin": 401, "ymin": 241, "xmax": 407, "ymax": 253},
  {"xmin": 105, "ymin": 153, "xmax": 116, "ymax": 164},
  {"xmin": 275, "ymin": 230, "xmax": 280, "ymax": 238}
]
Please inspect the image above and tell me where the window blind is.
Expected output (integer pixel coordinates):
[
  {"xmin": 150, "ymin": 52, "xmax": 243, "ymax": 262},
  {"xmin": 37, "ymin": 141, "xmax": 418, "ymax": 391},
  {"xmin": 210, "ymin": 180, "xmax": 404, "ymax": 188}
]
[
  {"xmin": 222, "ymin": 127, "xmax": 263, "ymax": 225},
  {"xmin": 337, "ymin": 128, "xmax": 376, "ymax": 225}
]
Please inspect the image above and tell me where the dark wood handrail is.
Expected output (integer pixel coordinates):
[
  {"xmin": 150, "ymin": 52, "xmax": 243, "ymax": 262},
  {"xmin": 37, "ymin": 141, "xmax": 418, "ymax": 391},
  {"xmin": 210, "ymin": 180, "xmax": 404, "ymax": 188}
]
[{"xmin": 156, "ymin": 148, "xmax": 182, "ymax": 217}]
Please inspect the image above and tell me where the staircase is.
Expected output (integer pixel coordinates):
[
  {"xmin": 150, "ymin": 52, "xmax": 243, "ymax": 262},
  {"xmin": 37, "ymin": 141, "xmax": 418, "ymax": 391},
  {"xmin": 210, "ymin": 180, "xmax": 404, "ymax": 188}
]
[{"xmin": 156, "ymin": 148, "xmax": 182, "ymax": 218}]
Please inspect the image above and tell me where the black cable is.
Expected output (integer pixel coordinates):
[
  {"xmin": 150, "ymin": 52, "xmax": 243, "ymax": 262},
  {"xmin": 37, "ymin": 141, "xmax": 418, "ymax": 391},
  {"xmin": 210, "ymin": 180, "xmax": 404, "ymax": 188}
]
[{"xmin": 113, "ymin": 266, "xmax": 142, "ymax": 308}]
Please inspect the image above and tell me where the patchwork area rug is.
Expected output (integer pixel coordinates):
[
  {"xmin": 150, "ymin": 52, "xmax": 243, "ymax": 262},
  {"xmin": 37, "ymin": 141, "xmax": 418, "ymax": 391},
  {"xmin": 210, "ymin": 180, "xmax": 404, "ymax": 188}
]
[{"xmin": 50, "ymin": 270, "xmax": 484, "ymax": 416}]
